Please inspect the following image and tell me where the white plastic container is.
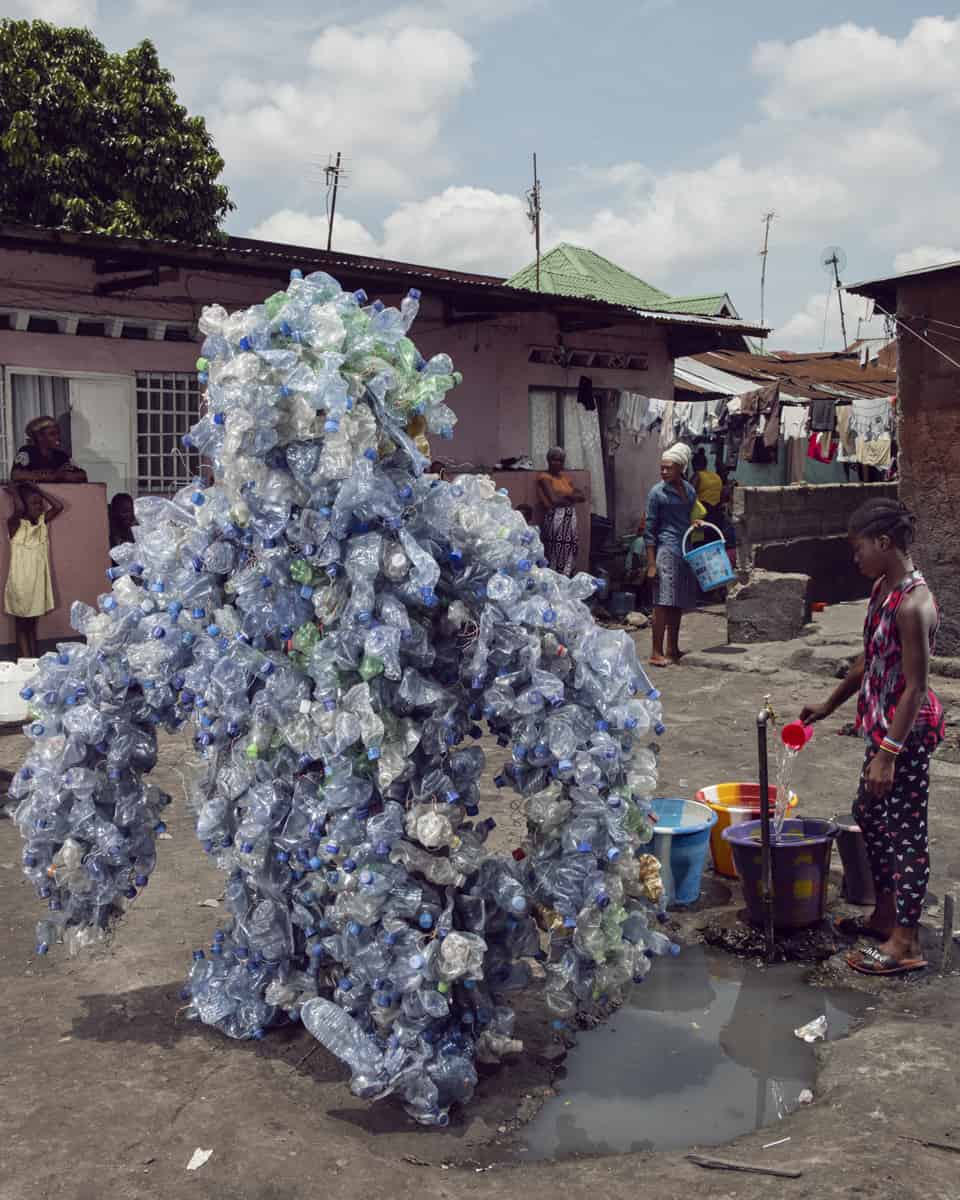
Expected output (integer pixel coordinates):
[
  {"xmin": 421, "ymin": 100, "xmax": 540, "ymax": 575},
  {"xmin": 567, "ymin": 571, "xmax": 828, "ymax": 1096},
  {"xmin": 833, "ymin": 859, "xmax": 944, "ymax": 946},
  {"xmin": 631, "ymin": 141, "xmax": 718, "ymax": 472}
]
[{"xmin": 0, "ymin": 658, "xmax": 38, "ymax": 723}]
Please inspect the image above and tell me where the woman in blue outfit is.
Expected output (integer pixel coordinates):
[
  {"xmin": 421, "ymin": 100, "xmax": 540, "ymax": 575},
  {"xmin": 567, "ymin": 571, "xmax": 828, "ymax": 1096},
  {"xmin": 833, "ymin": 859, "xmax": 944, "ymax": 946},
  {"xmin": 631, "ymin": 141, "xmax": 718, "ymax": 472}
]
[{"xmin": 644, "ymin": 442, "xmax": 700, "ymax": 667}]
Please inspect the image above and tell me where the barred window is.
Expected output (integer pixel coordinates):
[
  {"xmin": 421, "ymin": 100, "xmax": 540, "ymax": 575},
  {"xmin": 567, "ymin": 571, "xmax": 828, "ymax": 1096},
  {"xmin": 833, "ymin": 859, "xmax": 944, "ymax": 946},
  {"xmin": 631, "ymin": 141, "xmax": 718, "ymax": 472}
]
[{"xmin": 136, "ymin": 372, "xmax": 202, "ymax": 494}]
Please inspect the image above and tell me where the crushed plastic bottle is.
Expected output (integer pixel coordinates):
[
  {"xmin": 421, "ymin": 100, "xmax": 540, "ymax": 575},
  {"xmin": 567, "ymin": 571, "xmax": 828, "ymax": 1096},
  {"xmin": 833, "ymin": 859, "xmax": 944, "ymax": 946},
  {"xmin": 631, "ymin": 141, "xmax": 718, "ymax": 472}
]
[{"xmin": 13, "ymin": 270, "xmax": 667, "ymax": 1126}]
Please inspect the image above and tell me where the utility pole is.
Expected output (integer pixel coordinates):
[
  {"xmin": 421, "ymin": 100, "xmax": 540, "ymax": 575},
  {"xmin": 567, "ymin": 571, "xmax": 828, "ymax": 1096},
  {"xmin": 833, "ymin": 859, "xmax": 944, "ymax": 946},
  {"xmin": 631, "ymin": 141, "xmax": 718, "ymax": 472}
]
[
  {"xmin": 526, "ymin": 153, "xmax": 542, "ymax": 291},
  {"xmin": 325, "ymin": 151, "xmax": 344, "ymax": 252},
  {"xmin": 759, "ymin": 211, "xmax": 776, "ymax": 343},
  {"xmin": 825, "ymin": 248, "xmax": 848, "ymax": 349}
]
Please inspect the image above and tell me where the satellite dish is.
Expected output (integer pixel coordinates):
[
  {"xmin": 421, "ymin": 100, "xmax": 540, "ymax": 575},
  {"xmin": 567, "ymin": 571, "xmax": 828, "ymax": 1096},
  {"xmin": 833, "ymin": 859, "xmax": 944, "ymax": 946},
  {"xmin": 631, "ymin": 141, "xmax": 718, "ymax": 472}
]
[{"xmin": 820, "ymin": 245, "xmax": 847, "ymax": 277}]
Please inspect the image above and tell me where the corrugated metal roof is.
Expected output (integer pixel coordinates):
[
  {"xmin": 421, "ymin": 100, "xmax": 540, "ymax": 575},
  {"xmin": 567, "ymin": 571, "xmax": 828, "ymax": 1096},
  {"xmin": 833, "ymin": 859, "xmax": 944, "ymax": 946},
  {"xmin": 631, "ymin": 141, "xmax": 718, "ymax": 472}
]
[
  {"xmin": 676, "ymin": 349, "xmax": 896, "ymax": 403},
  {"xmin": 698, "ymin": 349, "xmax": 896, "ymax": 398},
  {"xmin": 848, "ymin": 259, "xmax": 960, "ymax": 293},
  {"xmin": 655, "ymin": 294, "xmax": 733, "ymax": 317},
  {"xmin": 505, "ymin": 244, "xmax": 670, "ymax": 309},
  {"xmin": 0, "ymin": 222, "xmax": 768, "ymax": 339}
]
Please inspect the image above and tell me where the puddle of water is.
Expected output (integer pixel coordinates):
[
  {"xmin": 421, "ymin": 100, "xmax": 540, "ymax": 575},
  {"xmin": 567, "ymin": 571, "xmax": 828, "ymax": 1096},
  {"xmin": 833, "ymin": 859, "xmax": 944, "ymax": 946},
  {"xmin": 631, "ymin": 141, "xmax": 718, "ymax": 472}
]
[{"xmin": 506, "ymin": 946, "xmax": 868, "ymax": 1161}]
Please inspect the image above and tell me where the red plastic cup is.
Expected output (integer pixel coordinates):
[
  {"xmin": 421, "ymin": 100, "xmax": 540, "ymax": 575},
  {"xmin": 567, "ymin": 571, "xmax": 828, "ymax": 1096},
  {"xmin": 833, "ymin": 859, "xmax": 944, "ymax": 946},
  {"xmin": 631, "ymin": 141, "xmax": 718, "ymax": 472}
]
[{"xmin": 781, "ymin": 720, "xmax": 814, "ymax": 751}]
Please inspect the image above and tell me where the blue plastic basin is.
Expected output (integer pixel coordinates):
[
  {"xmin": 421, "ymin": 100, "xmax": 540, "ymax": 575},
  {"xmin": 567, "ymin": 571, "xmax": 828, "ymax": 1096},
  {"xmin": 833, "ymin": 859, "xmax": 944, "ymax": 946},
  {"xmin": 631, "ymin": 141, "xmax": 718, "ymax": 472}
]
[{"xmin": 651, "ymin": 798, "xmax": 718, "ymax": 907}]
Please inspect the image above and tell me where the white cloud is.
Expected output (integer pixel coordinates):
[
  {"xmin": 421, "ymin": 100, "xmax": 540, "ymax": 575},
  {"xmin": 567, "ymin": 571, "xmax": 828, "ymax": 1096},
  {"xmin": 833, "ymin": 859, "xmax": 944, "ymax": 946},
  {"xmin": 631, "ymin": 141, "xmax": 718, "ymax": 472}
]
[
  {"xmin": 248, "ymin": 209, "xmax": 380, "ymax": 258},
  {"xmin": 772, "ymin": 290, "xmax": 884, "ymax": 353},
  {"xmin": 212, "ymin": 25, "xmax": 474, "ymax": 198},
  {"xmin": 8, "ymin": 0, "xmax": 97, "ymax": 22},
  {"xmin": 828, "ymin": 113, "xmax": 938, "ymax": 176},
  {"xmin": 754, "ymin": 16, "xmax": 960, "ymax": 117},
  {"xmin": 892, "ymin": 245, "xmax": 960, "ymax": 274},
  {"xmin": 379, "ymin": 187, "xmax": 531, "ymax": 272},
  {"xmin": 553, "ymin": 155, "xmax": 850, "ymax": 280},
  {"xmin": 249, "ymin": 186, "xmax": 532, "ymax": 275}
]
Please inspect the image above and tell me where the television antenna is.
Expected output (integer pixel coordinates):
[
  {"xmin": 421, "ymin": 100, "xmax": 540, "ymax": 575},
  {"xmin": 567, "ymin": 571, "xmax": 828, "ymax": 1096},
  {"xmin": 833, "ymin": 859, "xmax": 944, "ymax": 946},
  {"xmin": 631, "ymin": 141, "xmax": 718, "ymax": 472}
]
[
  {"xmin": 820, "ymin": 245, "xmax": 848, "ymax": 349},
  {"xmin": 321, "ymin": 152, "xmax": 349, "ymax": 251},
  {"xmin": 758, "ymin": 211, "xmax": 776, "ymax": 342},
  {"xmin": 526, "ymin": 153, "xmax": 542, "ymax": 291}
]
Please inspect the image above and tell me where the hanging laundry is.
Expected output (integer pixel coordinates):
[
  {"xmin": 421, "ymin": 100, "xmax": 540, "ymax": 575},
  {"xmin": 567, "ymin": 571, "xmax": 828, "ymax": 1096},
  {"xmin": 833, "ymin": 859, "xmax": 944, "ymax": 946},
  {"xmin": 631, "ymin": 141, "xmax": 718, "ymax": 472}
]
[
  {"xmin": 788, "ymin": 436, "xmax": 808, "ymax": 484},
  {"xmin": 807, "ymin": 432, "xmax": 839, "ymax": 463},
  {"xmin": 856, "ymin": 434, "xmax": 892, "ymax": 470},
  {"xmin": 658, "ymin": 400, "xmax": 677, "ymax": 449},
  {"xmin": 849, "ymin": 396, "xmax": 891, "ymax": 441},
  {"xmin": 809, "ymin": 397, "xmax": 836, "ymax": 433},
  {"xmin": 835, "ymin": 404, "xmax": 856, "ymax": 461},
  {"xmin": 780, "ymin": 404, "xmax": 810, "ymax": 442},
  {"xmin": 761, "ymin": 382, "xmax": 782, "ymax": 449},
  {"xmin": 615, "ymin": 393, "xmax": 666, "ymax": 443}
]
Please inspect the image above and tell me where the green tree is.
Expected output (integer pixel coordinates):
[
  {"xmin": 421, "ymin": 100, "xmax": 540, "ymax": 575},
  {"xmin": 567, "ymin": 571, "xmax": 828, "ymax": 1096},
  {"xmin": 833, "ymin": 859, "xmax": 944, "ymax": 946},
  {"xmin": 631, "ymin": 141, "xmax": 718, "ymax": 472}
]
[{"xmin": 0, "ymin": 19, "xmax": 233, "ymax": 242}]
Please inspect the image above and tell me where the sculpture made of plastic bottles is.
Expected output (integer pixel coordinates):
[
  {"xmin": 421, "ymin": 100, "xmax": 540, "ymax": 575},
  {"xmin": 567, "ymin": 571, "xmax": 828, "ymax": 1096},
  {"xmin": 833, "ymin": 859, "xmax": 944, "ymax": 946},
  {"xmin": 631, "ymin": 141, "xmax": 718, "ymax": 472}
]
[{"xmin": 13, "ymin": 272, "xmax": 670, "ymax": 1127}]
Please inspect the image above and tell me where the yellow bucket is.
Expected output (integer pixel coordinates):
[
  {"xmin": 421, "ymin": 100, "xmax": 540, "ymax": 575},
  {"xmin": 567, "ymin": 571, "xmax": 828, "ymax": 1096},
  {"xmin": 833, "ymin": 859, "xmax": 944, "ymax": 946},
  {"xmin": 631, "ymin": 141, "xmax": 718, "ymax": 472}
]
[{"xmin": 695, "ymin": 783, "xmax": 800, "ymax": 878}]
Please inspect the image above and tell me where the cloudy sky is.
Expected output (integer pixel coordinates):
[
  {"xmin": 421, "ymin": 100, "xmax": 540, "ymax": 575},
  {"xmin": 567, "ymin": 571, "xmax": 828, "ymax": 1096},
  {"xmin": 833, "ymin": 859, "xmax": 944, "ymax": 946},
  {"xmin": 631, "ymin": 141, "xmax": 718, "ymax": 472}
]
[{"xmin": 10, "ymin": 0, "xmax": 960, "ymax": 347}]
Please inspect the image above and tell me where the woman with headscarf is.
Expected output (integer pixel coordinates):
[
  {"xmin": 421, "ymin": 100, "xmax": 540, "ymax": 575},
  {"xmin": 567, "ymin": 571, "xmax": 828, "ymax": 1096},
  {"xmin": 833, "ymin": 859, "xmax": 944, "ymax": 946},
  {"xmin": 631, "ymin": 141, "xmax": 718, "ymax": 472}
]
[
  {"xmin": 537, "ymin": 446, "xmax": 586, "ymax": 576},
  {"xmin": 11, "ymin": 416, "xmax": 87, "ymax": 484},
  {"xmin": 644, "ymin": 442, "xmax": 700, "ymax": 666}
]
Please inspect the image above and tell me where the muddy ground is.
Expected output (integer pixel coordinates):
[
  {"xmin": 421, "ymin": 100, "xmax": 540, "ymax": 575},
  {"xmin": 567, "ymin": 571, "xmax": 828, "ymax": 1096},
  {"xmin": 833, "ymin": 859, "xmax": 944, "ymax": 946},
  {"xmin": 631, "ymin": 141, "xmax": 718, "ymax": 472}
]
[{"xmin": 1, "ymin": 604, "xmax": 958, "ymax": 1200}]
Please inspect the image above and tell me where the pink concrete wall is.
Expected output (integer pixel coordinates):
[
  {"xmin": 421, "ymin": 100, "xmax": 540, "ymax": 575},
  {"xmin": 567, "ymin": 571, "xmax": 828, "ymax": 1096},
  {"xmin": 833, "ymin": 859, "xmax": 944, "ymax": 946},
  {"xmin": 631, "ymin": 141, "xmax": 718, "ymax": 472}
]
[
  {"xmin": 415, "ymin": 310, "xmax": 671, "ymax": 532},
  {"xmin": 0, "ymin": 244, "xmax": 673, "ymax": 533},
  {"xmin": 0, "ymin": 483, "xmax": 109, "ymax": 651},
  {"xmin": 0, "ymin": 329, "xmax": 197, "ymax": 374},
  {"xmin": 487, "ymin": 469, "xmax": 591, "ymax": 573}
]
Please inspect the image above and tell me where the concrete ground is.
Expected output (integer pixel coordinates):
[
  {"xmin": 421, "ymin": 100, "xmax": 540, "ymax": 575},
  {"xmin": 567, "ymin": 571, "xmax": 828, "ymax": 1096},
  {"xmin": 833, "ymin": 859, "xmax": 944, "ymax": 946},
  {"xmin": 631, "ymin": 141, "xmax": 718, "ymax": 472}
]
[{"xmin": 1, "ymin": 603, "xmax": 958, "ymax": 1200}]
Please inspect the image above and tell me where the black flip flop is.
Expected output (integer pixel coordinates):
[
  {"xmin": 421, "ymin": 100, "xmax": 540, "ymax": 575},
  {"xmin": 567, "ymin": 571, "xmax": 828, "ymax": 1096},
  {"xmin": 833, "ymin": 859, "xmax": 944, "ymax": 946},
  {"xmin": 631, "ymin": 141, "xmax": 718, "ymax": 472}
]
[
  {"xmin": 847, "ymin": 947, "xmax": 928, "ymax": 977},
  {"xmin": 833, "ymin": 915, "xmax": 887, "ymax": 940}
]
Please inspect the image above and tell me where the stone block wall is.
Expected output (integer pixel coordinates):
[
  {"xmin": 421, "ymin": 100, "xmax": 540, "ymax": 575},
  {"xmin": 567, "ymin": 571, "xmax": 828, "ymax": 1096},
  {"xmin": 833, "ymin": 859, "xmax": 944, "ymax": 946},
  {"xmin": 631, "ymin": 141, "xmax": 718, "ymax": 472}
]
[
  {"xmin": 732, "ymin": 481, "xmax": 898, "ymax": 603},
  {"xmin": 733, "ymin": 481, "xmax": 898, "ymax": 550},
  {"xmin": 895, "ymin": 275, "xmax": 960, "ymax": 654}
]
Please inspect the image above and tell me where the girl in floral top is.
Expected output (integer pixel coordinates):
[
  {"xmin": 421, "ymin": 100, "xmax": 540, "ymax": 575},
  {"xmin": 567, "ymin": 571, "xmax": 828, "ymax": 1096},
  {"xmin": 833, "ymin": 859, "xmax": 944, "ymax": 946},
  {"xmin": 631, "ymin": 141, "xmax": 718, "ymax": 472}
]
[{"xmin": 800, "ymin": 499, "xmax": 942, "ymax": 976}]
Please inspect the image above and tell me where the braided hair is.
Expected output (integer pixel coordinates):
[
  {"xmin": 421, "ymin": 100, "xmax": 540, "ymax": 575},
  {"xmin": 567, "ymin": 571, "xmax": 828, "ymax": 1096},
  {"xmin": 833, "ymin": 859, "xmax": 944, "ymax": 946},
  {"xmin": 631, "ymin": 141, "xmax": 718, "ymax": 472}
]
[{"xmin": 848, "ymin": 498, "xmax": 916, "ymax": 550}]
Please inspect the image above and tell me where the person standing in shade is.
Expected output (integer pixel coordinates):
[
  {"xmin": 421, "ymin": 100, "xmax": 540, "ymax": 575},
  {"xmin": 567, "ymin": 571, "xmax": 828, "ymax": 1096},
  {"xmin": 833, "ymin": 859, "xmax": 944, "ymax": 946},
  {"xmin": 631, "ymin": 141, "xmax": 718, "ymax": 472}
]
[
  {"xmin": 108, "ymin": 492, "xmax": 138, "ymax": 549},
  {"xmin": 645, "ymin": 443, "xmax": 699, "ymax": 667},
  {"xmin": 11, "ymin": 415, "xmax": 87, "ymax": 484},
  {"xmin": 4, "ymin": 483, "xmax": 63, "ymax": 659},
  {"xmin": 537, "ymin": 446, "xmax": 586, "ymax": 576},
  {"xmin": 801, "ymin": 499, "xmax": 943, "ymax": 976},
  {"xmin": 691, "ymin": 448, "xmax": 723, "ymax": 519}
]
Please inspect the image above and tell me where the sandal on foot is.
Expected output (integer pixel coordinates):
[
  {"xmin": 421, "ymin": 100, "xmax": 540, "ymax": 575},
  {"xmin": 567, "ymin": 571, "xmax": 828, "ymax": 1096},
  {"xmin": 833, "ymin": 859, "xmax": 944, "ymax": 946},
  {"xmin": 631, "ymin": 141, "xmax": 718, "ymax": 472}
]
[
  {"xmin": 846, "ymin": 947, "xmax": 928, "ymax": 976},
  {"xmin": 833, "ymin": 915, "xmax": 887, "ymax": 940},
  {"xmin": 648, "ymin": 657, "xmax": 671, "ymax": 668}
]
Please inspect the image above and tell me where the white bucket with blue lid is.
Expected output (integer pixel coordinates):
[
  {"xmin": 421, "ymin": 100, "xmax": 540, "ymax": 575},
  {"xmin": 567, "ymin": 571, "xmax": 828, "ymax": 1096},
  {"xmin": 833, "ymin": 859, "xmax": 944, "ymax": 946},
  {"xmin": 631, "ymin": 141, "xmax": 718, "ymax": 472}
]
[{"xmin": 682, "ymin": 522, "xmax": 736, "ymax": 592}]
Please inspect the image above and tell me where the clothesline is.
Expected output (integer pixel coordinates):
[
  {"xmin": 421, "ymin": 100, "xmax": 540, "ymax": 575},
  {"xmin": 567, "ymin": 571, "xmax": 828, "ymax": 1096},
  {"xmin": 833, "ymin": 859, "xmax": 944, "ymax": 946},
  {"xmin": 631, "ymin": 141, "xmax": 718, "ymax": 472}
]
[{"xmin": 616, "ymin": 387, "xmax": 895, "ymax": 478}]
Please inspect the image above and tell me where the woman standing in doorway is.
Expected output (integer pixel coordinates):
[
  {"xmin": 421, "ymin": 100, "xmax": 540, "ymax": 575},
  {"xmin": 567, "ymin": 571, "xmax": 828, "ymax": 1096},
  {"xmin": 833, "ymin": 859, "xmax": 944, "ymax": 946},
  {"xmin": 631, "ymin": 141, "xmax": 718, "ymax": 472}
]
[
  {"xmin": 537, "ymin": 446, "xmax": 586, "ymax": 576},
  {"xmin": 11, "ymin": 415, "xmax": 86, "ymax": 484},
  {"xmin": 644, "ymin": 443, "xmax": 700, "ymax": 667},
  {"xmin": 4, "ymin": 483, "xmax": 63, "ymax": 659}
]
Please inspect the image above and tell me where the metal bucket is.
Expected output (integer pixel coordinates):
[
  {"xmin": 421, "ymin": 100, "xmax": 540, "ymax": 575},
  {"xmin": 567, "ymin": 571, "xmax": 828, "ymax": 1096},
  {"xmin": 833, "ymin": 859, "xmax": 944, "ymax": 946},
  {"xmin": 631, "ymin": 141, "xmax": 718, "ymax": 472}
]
[{"xmin": 832, "ymin": 816, "xmax": 876, "ymax": 906}]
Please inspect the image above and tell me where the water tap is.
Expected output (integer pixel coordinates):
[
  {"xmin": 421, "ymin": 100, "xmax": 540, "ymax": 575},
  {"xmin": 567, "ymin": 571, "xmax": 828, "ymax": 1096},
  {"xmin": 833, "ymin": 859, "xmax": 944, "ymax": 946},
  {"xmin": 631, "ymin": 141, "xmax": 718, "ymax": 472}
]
[{"xmin": 757, "ymin": 694, "xmax": 777, "ymax": 727}]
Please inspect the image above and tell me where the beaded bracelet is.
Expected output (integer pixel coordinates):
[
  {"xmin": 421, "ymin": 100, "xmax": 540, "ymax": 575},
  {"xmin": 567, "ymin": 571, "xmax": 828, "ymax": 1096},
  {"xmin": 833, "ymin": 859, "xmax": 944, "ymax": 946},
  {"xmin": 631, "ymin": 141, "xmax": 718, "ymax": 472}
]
[{"xmin": 879, "ymin": 736, "xmax": 903, "ymax": 757}]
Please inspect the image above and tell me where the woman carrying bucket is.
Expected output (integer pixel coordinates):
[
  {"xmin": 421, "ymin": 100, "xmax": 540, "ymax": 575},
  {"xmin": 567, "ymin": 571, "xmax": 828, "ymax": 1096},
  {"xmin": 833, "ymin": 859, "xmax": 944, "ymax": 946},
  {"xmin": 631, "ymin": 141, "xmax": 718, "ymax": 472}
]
[
  {"xmin": 644, "ymin": 443, "xmax": 702, "ymax": 667},
  {"xmin": 800, "ymin": 499, "xmax": 944, "ymax": 976}
]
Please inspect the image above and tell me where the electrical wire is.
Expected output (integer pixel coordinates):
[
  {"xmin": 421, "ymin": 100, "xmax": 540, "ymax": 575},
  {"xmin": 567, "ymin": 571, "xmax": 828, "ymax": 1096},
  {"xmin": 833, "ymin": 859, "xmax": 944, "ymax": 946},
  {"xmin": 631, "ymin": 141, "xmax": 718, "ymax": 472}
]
[
  {"xmin": 920, "ymin": 314, "xmax": 960, "ymax": 334},
  {"xmin": 871, "ymin": 302, "xmax": 960, "ymax": 372}
]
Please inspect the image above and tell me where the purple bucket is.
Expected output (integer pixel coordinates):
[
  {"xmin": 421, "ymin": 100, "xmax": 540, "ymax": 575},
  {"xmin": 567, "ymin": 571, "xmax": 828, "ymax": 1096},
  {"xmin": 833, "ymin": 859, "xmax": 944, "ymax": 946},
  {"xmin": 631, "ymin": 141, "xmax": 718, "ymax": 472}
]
[{"xmin": 722, "ymin": 817, "xmax": 838, "ymax": 929}]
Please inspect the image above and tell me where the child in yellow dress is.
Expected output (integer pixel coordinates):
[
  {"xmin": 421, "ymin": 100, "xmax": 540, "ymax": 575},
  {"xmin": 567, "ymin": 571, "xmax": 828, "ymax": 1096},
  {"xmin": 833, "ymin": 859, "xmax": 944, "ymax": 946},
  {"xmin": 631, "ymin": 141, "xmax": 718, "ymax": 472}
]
[{"xmin": 4, "ymin": 483, "xmax": 63, "ymax": 659}]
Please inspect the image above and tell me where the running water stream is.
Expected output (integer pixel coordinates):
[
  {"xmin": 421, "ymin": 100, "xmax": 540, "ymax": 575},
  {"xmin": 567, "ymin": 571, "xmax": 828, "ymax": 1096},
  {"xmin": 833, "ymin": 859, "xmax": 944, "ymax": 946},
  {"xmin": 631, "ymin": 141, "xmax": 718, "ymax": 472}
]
[{"xmin": 773, "ymin": 743, "xmax": 799, "ymax": 839}]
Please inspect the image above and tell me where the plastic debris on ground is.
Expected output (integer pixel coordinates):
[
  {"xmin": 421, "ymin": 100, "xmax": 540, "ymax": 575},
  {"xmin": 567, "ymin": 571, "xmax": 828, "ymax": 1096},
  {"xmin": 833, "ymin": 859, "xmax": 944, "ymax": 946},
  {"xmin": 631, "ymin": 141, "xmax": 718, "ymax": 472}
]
[
  {"xmin": 186, "ymin": 1148, "xmax": 213, "ymax": 1171},
  {"xmin": 11, "ymin": 271, "xmax": 671, "ymax": 1126},
  {"xmin": 794, "ymin": 1016, "xmax": 827, "ymax": 1043}
]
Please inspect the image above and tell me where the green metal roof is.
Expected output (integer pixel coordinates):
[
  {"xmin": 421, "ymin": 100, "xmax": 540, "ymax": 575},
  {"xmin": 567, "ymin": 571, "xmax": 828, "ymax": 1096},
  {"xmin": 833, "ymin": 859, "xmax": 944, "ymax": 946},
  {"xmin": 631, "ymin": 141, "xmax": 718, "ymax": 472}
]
[
  {"xmin": 654, "ymin": 293, "xmax": 735, "ymax": 317},
  {"xmin": 505, "ymin": 244, "xmax": 735, "ymax": 318},
  {"xmin": 505, "ymin": 244, "xmax": 670, "ymax": 310}
]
